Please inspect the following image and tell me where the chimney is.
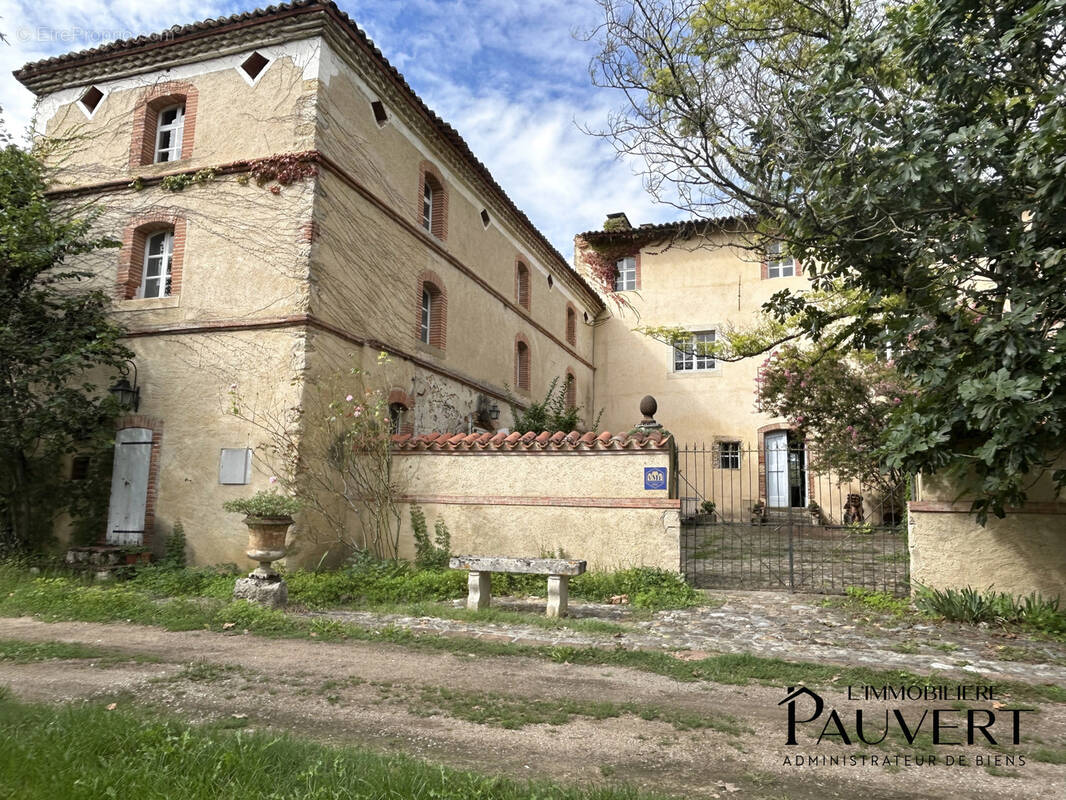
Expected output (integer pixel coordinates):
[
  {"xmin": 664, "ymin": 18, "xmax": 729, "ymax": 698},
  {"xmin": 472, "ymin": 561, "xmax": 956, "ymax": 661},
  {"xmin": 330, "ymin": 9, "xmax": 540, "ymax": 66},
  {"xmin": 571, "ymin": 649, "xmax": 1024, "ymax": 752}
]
[{"xmin": 603, "ymin": 212, "xmax": 632, "ymax": 231}]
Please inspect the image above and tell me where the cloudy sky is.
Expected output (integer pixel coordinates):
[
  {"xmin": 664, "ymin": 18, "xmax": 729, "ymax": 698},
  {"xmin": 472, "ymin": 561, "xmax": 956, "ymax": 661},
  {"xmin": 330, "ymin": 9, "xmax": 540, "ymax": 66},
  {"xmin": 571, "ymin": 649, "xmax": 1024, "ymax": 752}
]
[{"xmin": 0, "ymin": 0, "xmax": 684, "ymax": 254}]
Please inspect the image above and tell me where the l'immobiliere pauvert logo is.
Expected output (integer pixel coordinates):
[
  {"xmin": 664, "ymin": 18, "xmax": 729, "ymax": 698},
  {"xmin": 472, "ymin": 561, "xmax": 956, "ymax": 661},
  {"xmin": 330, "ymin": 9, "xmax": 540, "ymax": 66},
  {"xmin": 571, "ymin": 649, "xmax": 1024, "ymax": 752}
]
[{"xmin": 777, "ymin": 684, "xmax": 1030, "ymax": 769}]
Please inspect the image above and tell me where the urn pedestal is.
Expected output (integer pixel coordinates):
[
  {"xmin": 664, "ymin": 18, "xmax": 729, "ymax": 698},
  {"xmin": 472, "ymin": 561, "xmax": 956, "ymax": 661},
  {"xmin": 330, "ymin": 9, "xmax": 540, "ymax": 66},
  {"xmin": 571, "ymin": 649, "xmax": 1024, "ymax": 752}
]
[{"xmin": 233, "ymin": 516, "xmax": 291, "ymax": 608}]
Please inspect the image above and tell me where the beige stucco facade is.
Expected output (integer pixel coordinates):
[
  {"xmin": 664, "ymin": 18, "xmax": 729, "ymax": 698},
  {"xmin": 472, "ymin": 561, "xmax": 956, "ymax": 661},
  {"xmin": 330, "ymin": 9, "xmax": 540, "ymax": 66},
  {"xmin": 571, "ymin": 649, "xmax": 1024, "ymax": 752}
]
[
  {"xmin": 20, "ymin": 6, "xmax": 603, "ymax": 567},
  {"xmin": 580, "ymin": 227, "xmax": 805, "ymax": 451}
]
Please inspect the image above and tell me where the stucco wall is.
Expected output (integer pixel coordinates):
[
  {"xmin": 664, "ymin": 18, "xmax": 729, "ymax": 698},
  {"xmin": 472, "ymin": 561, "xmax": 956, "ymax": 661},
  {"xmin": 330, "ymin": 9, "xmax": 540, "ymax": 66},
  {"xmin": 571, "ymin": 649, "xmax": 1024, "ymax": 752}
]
[
  {"xmin": 908, "ymin": 506, "xmax": 1066, "ymax": 600},
  {"xmin": 587, "ymin": 232, "xmax": 805, "ymax": 448},
  {"xmin": 908, "ymin": 470, "xmax": 1066, "ymax": 599},
  {"xmin": 392, "ymin": 450, "xmax": 681, "ymax": 572}
]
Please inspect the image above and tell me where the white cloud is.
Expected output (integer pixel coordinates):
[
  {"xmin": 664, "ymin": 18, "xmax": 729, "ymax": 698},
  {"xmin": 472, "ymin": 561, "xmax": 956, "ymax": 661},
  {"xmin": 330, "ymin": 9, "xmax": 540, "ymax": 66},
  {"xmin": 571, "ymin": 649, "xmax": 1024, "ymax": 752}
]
[{"xmin": 0, "ymin": 0, "xmax": 684, "ymax": 253}]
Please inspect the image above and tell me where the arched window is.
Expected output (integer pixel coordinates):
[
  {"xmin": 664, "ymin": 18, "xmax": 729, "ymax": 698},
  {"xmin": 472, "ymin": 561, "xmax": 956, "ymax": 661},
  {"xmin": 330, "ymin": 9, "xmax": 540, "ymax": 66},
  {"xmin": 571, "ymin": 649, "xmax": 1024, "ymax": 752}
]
[
  {"xmin": 418, "ymin": 163, "xmax": 448, "ymax": 240},
  {"xmin": 565, "ymin": 370, "xmax": 577, "ymax": 409},
  {"xmin": 389, "ymin": 402, "xmax": 407, "ymax": 434},
  {"xmin": 416, "ymin": 272, "xmax": 447, "ymax": 350},
  {"xmin": 515, "ymin": 260, "xmax": 531, "ymax": 310},
  {"xmin": 130, "ymin": 83, "xmax": 197, "ymax": 168},
  {"xmin": 565, "ymin": 304, "xmax": 577, "ymax": 345},
  {"xmin": 515, "ymin": 336, "xmax": 530, "ymax": 391},
  {"xmin": 117, "ymin": 216, "xmax": 186, "ymax": 301}
]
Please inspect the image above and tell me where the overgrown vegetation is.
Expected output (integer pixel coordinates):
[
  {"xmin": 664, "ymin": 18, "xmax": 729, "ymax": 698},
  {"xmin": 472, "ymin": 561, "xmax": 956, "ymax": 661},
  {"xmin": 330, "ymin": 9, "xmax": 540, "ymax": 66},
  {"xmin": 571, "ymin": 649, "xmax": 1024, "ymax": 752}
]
[
  {"xmin": 0, "ymin": 695, "xmax": 676, "ymax": 800},
  {"xmin": 162, "ymin": 522, "xmax": 187, "ymax": 570},
  {"xmin": 508, "ymin": 375, "xmax": 603, "ymax": 434},
  {"xmin": 0, "ymin": 143, "xmax": 131, "ymax": 554},
  {"xmin": 409, "ymin": 505, "xmax": 451, "ymax": 570},
  {"xmin": 914, "ymin": 586, "xmax": 1066, "ymax": 635}
]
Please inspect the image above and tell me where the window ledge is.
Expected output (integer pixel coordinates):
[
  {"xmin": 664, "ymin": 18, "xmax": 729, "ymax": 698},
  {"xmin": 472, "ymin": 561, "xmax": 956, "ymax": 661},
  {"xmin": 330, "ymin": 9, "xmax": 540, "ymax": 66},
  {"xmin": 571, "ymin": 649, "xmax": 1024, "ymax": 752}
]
[
  {"xmin": 667, "ymin": 369, "xmax": 721, "ymax": 379},
  {"xmin": 416, "ymin": 341, "xmax": 445, "ymax": 359},
  {"xmin": 115, "ymin": 296, "xmax": 181, "ymax": 312}
]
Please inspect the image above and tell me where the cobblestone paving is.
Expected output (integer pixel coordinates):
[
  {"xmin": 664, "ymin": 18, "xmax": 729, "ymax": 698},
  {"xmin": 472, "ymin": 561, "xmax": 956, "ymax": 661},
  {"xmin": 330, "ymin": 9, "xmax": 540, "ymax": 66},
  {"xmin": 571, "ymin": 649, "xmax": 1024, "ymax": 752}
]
[{"xmin": 305, "ymin": 590, "xmax": 1066, "ymax": 686}]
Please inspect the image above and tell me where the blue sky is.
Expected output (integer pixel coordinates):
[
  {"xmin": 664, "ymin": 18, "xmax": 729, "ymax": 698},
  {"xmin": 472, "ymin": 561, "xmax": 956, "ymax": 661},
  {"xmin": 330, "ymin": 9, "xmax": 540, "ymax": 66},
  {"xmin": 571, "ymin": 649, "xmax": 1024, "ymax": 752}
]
[{"xmin": 0, "ymin": 0, "xmax": 684, "ymax": 256}]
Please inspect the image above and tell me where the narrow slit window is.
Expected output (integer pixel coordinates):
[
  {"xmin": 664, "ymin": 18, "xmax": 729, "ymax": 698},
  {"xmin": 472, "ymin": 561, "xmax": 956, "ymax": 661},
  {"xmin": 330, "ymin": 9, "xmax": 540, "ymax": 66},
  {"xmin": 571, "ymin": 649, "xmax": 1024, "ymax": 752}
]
[
  {"xmin": 140, "ymin": 230, "xmax": 174, "ymax": 299},
  {"xmin": 371, "ymin": 100, "xmax": 388, "ymax": 125},
  {"xmin": 154, "ymin": 104, "xmax": 185, "ymax": 163},
  {"xmin": 420, "ymin": 288, "xmax": 432, "ymax": 343},
  {"xmin": 422, "ymin": 183, "xmax": 434, "ymax": 232}
]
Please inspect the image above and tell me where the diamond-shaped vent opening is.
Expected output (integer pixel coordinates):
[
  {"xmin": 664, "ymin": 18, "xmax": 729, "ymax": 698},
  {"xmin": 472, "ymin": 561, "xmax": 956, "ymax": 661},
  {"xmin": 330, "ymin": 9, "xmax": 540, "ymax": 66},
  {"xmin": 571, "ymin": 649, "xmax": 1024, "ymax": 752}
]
[
  {"xmin": 241, "ymin": 51, "xmax": 269, "ymax": 80},
  {"xmin": 80, "ymin": 86, "xmax": 104, "ymax": 114},
  {"xmin": 480, "ymin": 209, "xmax": 490, "ymax": 227}
]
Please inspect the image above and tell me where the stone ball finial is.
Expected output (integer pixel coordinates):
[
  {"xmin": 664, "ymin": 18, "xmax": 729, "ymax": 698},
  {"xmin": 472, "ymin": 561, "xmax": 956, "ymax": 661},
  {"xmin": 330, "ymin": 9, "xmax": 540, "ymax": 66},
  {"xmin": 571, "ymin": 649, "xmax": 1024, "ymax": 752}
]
[{"xmin": 640, "ymin": 395, "xmax": 657, "ymax": 419}]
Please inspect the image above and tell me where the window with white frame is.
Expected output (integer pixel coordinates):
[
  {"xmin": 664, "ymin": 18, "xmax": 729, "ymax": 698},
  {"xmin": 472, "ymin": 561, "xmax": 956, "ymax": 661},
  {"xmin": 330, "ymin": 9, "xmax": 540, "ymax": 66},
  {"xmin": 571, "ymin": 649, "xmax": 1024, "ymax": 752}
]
[
  {"xmin": 420, "ymin": 288, "xmax": 432, "ymax": 343},
  {"xmin": 766, "ymin": 241, "xmax": 795, "ymax": 278},
  {"xmin": 718, "ymin": 441, "xmax": 741, "ymax": 470},
  {"xmin": 140, "ymin": 230, "xmax": 174, "ymax": 298},
  {"xmin": 422, "ymin": 182, "xmax": 434, "ymax": 232},
  {"xmin": 154, "ymin": 104, "xmax": 185, "ymax": 163},
  {"xmin": 673, "ymin": 330, "xmax": 716, "ymax": 372},
  {"xmin": 614, "ymin": 256, "xmax": 636, "ymax": 291}
]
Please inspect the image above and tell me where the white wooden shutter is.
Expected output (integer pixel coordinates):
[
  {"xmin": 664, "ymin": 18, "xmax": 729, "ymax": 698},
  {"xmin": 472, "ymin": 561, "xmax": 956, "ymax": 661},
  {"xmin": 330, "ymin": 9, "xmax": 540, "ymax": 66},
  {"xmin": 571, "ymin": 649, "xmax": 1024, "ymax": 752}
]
[{"xmin": 105, "ymin": 428, "xmax": 153, "ymax": 545}]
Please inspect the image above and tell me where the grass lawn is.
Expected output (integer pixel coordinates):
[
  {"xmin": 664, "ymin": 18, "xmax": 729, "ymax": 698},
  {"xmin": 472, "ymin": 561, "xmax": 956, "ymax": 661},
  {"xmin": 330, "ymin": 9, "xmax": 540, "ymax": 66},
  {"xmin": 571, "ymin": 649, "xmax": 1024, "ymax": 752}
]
[{"xmin": 0, "ymin": 691, "xmax": 676, "ymax": 800}]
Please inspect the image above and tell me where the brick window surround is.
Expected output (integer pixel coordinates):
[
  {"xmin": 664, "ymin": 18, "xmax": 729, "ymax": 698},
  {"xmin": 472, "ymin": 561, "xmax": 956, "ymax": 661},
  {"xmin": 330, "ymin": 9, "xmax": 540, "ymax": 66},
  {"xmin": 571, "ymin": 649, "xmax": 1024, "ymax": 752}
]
[
  {"xmin": 415, "ymin": 270, "xmax": 448, "ymax": 350},
  {"xmin": 565, "ymin": 303, "xmax": 577, "ymax": 345},
  {"xmin": 417, "ymin": 161, "xmax": 449, "ymax": 241},
  {"xmin": 116, "ymin": 213, "xmax": 187, "ymax": 301},
  {"xmin": 565, "ymin": 368, "xmax": 577, "ymax": 409},
  {"xmin": 129, "ymin": 81, "xmax": 199, "ymax": 169},
  {"xmin": 514, "ymin": 334, "xmax": 531, "ymax": 392},
  {"xmin": 106, "ymin": 415, "xmax": 164, "ymax": 547},
  {"xmin": 515, "ymin": 259, "xmax": 531, "ymax": 311}
]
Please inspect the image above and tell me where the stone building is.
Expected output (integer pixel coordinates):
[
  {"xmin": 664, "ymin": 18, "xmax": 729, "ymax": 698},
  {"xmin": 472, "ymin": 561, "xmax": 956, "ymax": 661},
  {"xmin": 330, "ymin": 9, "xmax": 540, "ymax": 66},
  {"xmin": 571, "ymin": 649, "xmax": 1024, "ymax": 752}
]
[{"xmin": 14, "ymin": 1, "xmax": 603, "ymax": 564}]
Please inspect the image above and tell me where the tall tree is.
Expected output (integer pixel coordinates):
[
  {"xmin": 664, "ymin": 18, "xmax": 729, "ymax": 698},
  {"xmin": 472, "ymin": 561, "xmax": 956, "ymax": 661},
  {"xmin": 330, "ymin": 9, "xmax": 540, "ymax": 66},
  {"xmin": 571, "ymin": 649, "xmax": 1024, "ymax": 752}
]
[
  {"xmin": 0, "ymin": 142, "xmax": 131, "ymax": 551},
  {"xmin": 589, "ymin": 0, "xmax": 1066, "ymax": 519}
]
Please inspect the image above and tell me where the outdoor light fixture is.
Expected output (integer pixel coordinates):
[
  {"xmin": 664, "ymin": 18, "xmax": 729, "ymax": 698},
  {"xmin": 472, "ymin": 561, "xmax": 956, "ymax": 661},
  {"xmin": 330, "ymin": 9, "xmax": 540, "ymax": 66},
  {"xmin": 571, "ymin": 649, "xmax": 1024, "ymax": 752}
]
[
  {"xmin": 489, "ymin": 402, "xmax": 500, "ymax": 421},
  {"xmin": 108, "ymin": 361, "xmax": 140, "ymax": 411}
]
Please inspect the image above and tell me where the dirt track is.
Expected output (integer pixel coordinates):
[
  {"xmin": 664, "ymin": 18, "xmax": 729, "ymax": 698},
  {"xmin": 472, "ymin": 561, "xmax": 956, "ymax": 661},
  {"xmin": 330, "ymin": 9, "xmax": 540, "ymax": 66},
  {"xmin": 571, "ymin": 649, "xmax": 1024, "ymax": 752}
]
[{"xmin": 0, "ymin": 616, "xmax": 1062, "ymax": 799}]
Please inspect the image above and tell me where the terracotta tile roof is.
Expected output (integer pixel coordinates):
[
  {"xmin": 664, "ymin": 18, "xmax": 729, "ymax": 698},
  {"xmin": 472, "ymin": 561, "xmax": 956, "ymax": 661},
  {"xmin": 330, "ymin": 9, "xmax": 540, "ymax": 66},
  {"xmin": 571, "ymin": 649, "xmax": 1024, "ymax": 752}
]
[
  {"xmin": 13, "ymin": 0, "xmax": 604, "ymax": 311},
  {"xmin": 391, "ymin": 430, "xmax": 672, "ymax": 452}
]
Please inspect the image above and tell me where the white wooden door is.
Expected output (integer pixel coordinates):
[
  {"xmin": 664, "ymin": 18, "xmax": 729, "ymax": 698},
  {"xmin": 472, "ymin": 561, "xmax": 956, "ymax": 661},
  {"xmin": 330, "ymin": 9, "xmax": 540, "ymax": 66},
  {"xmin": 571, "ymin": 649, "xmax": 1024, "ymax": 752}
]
[
  {"xmin": 105, "ymin": 428, "xmax": 153, "ymax": 545},
  {"xmin": 765, "ymin": 431, "xmax": 789, "ymax": 508}
]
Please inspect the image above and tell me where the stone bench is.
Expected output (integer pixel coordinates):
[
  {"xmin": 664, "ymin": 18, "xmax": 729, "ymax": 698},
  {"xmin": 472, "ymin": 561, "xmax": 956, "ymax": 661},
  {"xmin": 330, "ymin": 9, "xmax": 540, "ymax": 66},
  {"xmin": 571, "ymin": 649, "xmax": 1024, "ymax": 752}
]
[{"xmin": 448, "ymin": 555, "xmax": 587, "ymax": 618}]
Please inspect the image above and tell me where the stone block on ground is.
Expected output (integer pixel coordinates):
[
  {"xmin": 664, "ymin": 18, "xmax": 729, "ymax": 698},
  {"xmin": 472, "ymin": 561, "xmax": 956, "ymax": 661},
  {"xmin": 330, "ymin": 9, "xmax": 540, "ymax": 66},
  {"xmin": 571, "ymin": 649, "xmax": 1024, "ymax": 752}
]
[{"xmin": 233, "ymin": 575, "xmax": 288, "ymax": 608}]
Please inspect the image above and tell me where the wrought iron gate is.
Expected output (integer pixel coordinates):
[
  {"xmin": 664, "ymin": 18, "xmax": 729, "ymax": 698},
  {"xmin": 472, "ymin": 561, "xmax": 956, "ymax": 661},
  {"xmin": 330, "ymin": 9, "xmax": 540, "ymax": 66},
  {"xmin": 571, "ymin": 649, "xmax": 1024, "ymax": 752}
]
[{"xmin": 678, "ymin": 443, "xmax": 910, "ymax": 596}]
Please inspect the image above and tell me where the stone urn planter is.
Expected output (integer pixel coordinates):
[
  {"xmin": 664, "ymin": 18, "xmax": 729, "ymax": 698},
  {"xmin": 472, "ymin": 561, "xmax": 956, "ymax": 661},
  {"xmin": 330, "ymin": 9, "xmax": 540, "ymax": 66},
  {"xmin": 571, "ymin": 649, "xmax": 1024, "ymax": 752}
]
[
  {"xmin": 243, "ymin": 516, "xmax": 292, "ymax": 577},
  {"xmin": 223, "ymin": 490, "xmax": 301, "ymax": 608}
]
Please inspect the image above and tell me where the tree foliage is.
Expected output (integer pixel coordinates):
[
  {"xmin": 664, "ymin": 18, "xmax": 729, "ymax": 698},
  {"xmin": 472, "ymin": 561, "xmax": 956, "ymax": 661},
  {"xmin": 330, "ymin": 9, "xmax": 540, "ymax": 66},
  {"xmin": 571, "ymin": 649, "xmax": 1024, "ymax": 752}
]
[
  {"xmin": 590, "ymin": 0, "xmax": 1066, "ymax": 518},
  {"xmin": 0, "ymin": 143, "xmax": 131, "ymax": 551}
]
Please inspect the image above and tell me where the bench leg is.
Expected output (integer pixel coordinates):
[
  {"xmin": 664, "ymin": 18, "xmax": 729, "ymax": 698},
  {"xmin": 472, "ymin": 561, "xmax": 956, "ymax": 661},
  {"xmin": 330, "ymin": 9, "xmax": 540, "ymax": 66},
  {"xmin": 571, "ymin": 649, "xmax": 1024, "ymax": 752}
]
[
  {"xmin": 546, "ymin": 574, "xmax": 569, "ymax": 618},
  {"xmin": 467, "ymin": 570, "xmax": 491, "ymax": 611}
]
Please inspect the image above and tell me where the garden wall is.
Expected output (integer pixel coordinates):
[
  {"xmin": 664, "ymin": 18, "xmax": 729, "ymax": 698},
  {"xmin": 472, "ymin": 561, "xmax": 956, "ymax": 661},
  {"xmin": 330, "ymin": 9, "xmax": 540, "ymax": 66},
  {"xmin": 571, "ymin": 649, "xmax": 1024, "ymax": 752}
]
[
  {"xmin": 390, "ymin": 430, "xmax": 681, "ymax": 572},
  {"xmin": 908, "ymin": 472, "xmax": 1066, "ymax": 599}
]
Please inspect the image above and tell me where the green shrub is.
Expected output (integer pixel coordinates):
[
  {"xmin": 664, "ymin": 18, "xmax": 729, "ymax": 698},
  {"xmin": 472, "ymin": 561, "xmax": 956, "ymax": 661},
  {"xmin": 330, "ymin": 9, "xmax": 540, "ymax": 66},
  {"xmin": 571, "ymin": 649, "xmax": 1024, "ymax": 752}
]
[
  {"xmin": 914, "ymin": 585, "xmax": 1066, "ymax": 634},
  {"xmin": 129, "ymin": 565, "xmax": 236, "ymax": 600},
  {"xmin": 571, "ymin": 567, "xmax": 700, "ymax": 610},
  {"xmin": 410, "ymin": 506, "xmax": 450, "ymax": 571},
  {"xmin": 222, "ymin": 490, "xmax": 301, "ymax": 519},
  {"xmin": 162, "ymin": 522, "xmax": 187, "ymax": 569}
]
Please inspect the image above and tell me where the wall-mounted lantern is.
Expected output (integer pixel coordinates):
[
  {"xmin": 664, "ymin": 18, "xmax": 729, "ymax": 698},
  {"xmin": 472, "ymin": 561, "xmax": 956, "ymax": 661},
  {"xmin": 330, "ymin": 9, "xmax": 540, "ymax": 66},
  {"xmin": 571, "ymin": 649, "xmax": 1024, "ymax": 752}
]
[{"xmin": 109, "ymin": 361, "xmax": 140, "ymax": 411}]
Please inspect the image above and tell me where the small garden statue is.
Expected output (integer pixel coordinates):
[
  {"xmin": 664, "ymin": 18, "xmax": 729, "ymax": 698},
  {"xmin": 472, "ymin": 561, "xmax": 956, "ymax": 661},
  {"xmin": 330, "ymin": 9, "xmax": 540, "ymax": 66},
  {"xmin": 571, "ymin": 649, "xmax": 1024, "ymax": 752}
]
[
  {"xmin": 843, "ymin": 493, "xmax": 865, "ymax": 525},
  {"xmin": 223, "ymin": 488, "xmax": 301, "ymax": 608}
]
